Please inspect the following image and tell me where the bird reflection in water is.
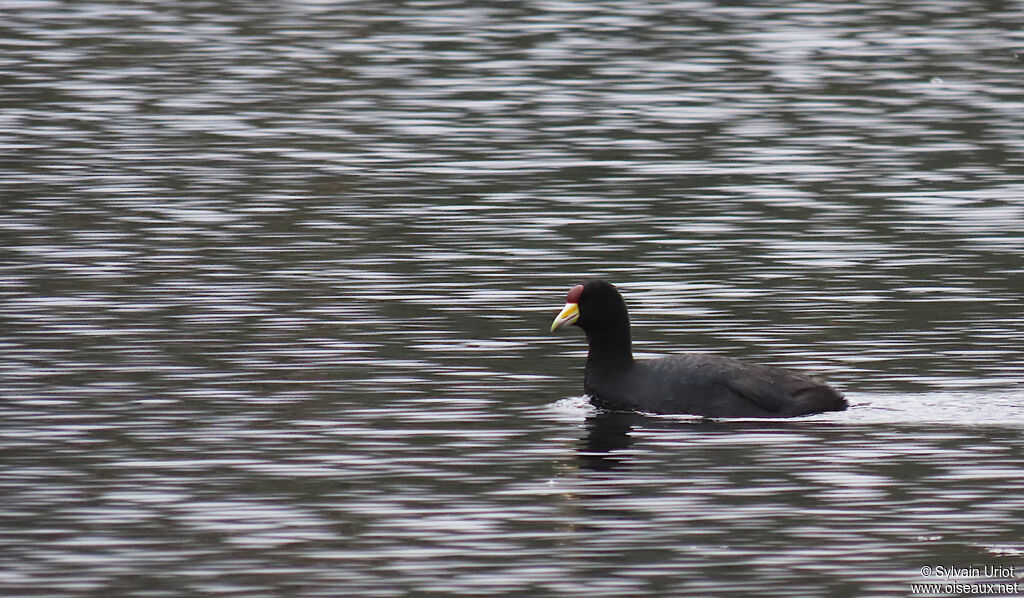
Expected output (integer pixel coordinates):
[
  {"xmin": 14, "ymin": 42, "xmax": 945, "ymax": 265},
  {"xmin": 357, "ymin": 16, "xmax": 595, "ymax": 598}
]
[{"xmin": 577, "ymin": 411, "xmax": 641, "ymax": 471}]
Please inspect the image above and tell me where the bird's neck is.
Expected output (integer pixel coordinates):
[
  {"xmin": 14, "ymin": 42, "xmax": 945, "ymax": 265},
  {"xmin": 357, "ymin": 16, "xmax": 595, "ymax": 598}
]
[{"xmin": 584, "ymin": 322, "xmax": 635, "ymax": 371}]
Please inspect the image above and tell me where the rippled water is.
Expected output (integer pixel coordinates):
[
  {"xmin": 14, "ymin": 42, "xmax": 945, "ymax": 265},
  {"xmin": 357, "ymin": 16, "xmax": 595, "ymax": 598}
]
[{"xmin": 2, "ymin": 1, "xmax": 1024, "ymax": 596}]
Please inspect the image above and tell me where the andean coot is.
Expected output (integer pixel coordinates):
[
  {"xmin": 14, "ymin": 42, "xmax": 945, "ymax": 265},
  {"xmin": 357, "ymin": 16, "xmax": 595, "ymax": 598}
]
[{"xmin": 550, "ymin": 280, "xmax": 847, "ymax": 417}]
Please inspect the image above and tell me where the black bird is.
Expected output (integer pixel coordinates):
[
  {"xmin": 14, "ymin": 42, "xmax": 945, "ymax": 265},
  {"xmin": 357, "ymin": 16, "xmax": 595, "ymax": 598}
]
[{"xmin": 550, "ymin": 280, "xmax": 847, "ymax": 418}]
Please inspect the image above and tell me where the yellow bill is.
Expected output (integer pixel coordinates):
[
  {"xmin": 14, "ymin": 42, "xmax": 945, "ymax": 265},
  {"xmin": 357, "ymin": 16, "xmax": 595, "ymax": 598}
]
[{"xmin": 550, "ymin": 302, "xmax": 580, "ymax": 332}]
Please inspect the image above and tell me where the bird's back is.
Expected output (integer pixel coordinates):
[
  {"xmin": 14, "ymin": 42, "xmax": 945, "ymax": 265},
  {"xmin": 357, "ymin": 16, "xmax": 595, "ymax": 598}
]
[{"xmin": 585, "ymin": 352, "xmax": 846, "ymax": 417}]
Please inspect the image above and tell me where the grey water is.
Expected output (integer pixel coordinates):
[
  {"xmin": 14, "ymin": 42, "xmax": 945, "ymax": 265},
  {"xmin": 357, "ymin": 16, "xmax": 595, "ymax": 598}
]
[{"xmin": 2, "ymin": 1, "xmax": 1024, "ymax": 596}]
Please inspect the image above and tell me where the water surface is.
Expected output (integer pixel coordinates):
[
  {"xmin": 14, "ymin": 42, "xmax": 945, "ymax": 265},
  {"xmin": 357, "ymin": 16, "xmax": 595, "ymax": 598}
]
[{"xmin": 2, "ymin": 1, "xmax": 1024, "ymax": 596}]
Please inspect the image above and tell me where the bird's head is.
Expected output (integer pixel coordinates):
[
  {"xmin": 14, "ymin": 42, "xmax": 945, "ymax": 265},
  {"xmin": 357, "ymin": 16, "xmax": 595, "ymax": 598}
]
[{"xmin": 550, "ymin": 279, "xmax": 627, "ymax": 334}]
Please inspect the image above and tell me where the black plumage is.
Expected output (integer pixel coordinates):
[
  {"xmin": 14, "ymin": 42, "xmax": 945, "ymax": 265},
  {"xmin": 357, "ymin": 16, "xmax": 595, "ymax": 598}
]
[{"xmin": 551, "ymin": 280, "xmax": 847, "ymax": 418}]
